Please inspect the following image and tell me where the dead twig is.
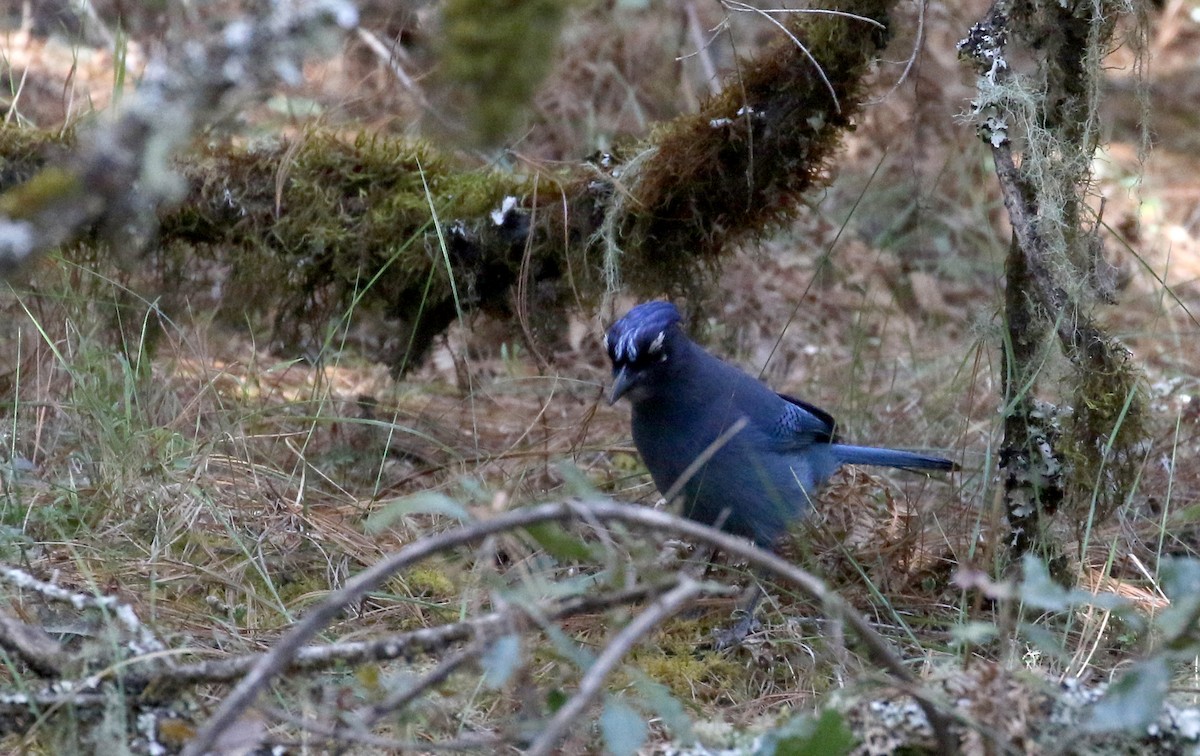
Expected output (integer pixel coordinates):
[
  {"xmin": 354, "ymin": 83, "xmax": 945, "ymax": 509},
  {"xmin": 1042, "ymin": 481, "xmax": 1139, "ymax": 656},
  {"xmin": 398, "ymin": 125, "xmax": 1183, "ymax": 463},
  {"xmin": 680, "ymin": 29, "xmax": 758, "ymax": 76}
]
[
  {"xmin": 185, "ymin": 499, "xmax": 956, "ymax": 756},
  {"xmin": 527, "ymin": 575, "xmax": 706, "ymax": 756},
  {"xmin": 0, "ymin": 609, "xmax": 66, "ymax": 678},
  {"xmin": 128, "ymin": 581, "xmax": 670, "ymax": 693}
]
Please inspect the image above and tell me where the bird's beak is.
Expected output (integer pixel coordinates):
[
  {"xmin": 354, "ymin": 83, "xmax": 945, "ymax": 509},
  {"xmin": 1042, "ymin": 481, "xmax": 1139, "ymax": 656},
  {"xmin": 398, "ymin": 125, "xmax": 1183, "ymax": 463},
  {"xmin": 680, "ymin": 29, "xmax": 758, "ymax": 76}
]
[{"xmin": 608, "ymin": 366, "xmax": 632, "ymax": 405}]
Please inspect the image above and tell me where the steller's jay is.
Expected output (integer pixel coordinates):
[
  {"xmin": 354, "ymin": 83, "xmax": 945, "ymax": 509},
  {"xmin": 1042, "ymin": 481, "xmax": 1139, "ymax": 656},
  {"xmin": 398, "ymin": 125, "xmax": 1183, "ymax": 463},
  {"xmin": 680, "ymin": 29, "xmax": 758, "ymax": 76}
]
[{"xmin": 605, "ymin": 300, "xmax": 956, "ymax": 550}]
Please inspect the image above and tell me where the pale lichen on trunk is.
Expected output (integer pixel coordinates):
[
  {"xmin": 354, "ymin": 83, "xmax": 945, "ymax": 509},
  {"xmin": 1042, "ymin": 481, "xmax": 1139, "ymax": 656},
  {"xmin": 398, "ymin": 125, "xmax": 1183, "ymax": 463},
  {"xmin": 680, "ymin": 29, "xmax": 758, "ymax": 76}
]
[{"xmin": 959, "ymin": 0, "xmax": 1149, "ymax": 572}]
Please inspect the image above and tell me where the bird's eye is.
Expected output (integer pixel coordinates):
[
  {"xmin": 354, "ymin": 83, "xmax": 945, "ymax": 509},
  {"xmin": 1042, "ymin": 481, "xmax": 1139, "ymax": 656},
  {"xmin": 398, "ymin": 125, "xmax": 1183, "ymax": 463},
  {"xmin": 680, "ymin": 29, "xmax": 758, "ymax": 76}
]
[{"xmin": 627, "ymin": 349, "xmax": 664, "ymax": 370}]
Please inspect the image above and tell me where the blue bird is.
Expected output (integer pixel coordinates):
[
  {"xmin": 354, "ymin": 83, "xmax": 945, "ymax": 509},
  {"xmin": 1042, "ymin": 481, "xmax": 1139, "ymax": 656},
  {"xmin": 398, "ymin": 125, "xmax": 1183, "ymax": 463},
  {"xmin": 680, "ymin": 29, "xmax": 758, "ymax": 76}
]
[{"xmin": 606, "ymin": 301, "xmax": 956, "ymax": 549}]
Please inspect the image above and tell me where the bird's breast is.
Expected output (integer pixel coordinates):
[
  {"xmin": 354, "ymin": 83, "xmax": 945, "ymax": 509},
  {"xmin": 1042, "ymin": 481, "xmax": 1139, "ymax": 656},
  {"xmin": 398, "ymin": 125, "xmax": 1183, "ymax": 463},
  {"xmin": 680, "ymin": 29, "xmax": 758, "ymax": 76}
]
[{"xmin": 631, "ymin": 405, "xmax": 817, "ymax": 539}]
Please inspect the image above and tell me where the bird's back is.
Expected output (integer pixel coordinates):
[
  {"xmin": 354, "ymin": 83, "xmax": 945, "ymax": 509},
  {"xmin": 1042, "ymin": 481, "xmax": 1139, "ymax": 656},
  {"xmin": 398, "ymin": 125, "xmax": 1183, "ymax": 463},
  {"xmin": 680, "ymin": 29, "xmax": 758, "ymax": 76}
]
[
  {"xmin": 608, "ymin": 301, "xmax": 954, "ymax": 549},
  {"xmin": 630, "ymin": 341, "xmax": 834, "ymax": 546}
]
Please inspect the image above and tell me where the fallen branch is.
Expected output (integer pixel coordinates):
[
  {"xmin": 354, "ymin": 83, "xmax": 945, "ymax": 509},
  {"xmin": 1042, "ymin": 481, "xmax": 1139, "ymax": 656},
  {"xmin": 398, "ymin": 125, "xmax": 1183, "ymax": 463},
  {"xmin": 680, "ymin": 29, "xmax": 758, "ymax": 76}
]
[
  {"xmin": 185, "ymin": 499, "xmax": 955, "ymax": 756},
  {"xmin": 127, "ymin": 581, "xmax": 672, "ymax": 692},
  {"xmin": 527, "ymin": 575, "xmax": 706, "ymax": 756}
]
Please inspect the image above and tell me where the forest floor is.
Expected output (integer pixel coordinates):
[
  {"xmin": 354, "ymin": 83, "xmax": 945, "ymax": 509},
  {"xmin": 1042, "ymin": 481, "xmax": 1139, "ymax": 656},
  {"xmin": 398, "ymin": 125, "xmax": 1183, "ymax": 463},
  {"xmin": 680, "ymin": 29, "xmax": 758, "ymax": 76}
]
[{"xmin": 1, "ymin": 1, "xmax": 1199, "ymax": 753}]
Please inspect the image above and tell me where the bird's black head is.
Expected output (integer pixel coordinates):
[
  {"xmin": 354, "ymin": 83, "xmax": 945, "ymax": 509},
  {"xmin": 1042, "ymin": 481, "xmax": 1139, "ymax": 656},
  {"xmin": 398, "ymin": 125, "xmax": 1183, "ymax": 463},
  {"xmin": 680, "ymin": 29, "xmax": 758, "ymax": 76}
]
[{"xmin": 604, "ymin": 301, "xmax": 684, "ymax": 405}]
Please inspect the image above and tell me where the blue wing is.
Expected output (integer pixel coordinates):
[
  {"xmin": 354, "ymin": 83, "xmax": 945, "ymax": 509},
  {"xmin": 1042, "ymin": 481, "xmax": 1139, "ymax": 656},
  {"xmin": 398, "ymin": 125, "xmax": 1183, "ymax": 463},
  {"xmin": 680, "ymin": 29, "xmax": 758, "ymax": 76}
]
[{"xmin": 772, "ymin": 392, "xmax": 838, "ymax": 446}]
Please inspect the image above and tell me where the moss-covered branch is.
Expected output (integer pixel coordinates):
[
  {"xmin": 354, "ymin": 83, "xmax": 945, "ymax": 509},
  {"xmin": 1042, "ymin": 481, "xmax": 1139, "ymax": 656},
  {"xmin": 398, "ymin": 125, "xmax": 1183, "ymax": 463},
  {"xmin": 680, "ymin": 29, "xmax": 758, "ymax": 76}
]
[
  {"xmin": 613, "ymin": 1, "xmax": 893, "ymax": 293},
  {"xmin": 0, "ymin": 0, "xmax": 897, "ymax": 374},
  {"xmin": 0, "ymin": 1, "xmax": 358, "ymax": 275}
]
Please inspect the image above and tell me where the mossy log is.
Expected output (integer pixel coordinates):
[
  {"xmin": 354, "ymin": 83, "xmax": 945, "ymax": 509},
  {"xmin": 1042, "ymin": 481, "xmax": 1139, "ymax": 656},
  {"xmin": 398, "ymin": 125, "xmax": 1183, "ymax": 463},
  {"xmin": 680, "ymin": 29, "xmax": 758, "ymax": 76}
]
[{"xmin": 0, "ymin": 0, "xmax": 895, "ymax": 374}]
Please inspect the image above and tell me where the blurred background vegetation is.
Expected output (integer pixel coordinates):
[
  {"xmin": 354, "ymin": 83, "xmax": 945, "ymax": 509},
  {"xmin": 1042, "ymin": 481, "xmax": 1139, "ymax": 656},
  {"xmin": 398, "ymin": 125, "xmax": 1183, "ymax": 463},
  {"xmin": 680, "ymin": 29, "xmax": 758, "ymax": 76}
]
[{"xmin": 0, "ymin": 0, "xmax": 1198, "ymax": 753}]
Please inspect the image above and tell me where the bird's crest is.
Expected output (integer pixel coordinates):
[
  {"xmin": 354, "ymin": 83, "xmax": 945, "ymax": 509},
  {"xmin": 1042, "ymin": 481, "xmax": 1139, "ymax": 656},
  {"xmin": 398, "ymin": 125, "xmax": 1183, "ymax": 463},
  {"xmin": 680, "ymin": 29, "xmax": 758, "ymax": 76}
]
[{"xmin": 604, "ymin": 301, "xmax": 682, "ymax": 364}]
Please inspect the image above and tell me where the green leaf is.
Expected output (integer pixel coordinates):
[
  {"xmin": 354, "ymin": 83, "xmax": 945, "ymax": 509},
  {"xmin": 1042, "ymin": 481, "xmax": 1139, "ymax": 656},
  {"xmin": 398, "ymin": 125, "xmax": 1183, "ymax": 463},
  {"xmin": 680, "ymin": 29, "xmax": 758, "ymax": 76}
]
[
  {"xmin": 1160, "ymin": 558, "xmax": 1200, "ymax": 599},
  {"xmin": 1157, "ymin": 558, "xmax": 1200, "ymax": 643},
  {"xmin": 632, "ymin": 676, "xmax": 692, "ymax": 742},
  {"xmin": 1085, "ymin": 657, "xmax": 1170, "ymax": 732},
  {"xmin": 1016, "ymin": 621, "xmax": 1071, "ymax": 664},
  {"xmin": 1018, "ymin": 555, "xmax": 1072, "ymax": 611},
  {"xmin": 365, "ymin": 492, "xmax": 471, "ymax": 532},
  {"xmin": 950, "ymin": 621, "xmax": 1000, "ymax": 646},
  {"xmin": 481, "ymin": 634, "xmax": 521, "ymax": 689},
  {"xmin": 756, "ymin": 709, "xmax": 855, "ymax": 756},
  {"xmin": 546, "ymin": 689, "xmax": 568, "ymax": 713},
  {"xmin": 524, "ymin": 522, "xmax": 595, "ymax": 562},
  {"xmin": 1018, "ymin": 555, "xmax": 1130, "ymax": 613},
  {"xmin": 600, "ymin": 697, "xmax": 647, "ymax": 756}
]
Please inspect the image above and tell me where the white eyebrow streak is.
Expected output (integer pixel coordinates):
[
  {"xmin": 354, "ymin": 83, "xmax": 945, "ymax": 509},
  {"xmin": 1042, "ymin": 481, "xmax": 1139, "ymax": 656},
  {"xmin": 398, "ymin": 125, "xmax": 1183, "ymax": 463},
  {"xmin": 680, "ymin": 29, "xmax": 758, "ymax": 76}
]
[
  {"xmin": 615, "ymin": 329, "xmax": 639, "ymax": 362},
  {"xmin": 648, "ymin": 331, "xmax": 665, "ymax": 353}
]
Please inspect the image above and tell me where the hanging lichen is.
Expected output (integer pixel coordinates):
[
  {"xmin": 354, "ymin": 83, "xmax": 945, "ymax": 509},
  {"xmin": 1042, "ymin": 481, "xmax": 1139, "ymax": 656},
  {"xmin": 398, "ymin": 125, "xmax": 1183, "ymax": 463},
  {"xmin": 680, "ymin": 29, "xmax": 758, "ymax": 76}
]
[{"xmin": 960, "ymin": 0, "xmax": 1150, "ymax": 567}]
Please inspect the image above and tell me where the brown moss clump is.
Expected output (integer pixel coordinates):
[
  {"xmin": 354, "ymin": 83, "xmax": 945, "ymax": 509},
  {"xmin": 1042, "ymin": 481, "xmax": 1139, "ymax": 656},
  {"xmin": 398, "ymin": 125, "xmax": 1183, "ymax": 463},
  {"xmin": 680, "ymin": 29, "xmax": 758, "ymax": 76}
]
[{"xmin": 612, "ymin": 0, "xmax": 895, "ymax": 297}]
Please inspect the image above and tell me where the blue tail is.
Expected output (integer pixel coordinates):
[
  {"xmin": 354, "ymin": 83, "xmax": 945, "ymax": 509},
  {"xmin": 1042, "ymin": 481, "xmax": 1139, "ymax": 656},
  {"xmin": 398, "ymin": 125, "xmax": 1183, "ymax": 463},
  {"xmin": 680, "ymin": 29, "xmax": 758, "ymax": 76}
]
[{"xmin": 829, "ymin": 444, "xmax": 956, "ymax": 472}]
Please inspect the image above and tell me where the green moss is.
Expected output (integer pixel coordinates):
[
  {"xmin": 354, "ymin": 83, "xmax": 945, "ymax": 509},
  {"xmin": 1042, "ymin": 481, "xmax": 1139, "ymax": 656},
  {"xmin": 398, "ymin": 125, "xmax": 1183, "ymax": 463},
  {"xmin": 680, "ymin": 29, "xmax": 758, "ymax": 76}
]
[
  {"xmin": 634, "ymin": 650, "xmax": 741, "ymax": 701},
  {"xmin": 0, "ymin": 166, "xmax": 84, "ymax": 218},
  {"xmin": 275, "ymin": 570, "xmax": 334, "ymax": 607},
  {"xmin": 161, "ymin": 130, "xmax": 547, "ymax": 369},
  {"xmin": 438, "ymin": 0, "xmax": 569, "ymax": 146},
  {"xmin": 405, "ymin": 565, "xmax": 459, "ymax": 599},
  {"xmin": 1061, "ymin": 340, "xmax": 1148, "ymax": 528},
  {"xmin": 624, "ymin": 621, "xmax": 741, "ymax": 701},
  {"xmin": 0, "ymin": 125, "xmax": 69, "ymax": 189}
]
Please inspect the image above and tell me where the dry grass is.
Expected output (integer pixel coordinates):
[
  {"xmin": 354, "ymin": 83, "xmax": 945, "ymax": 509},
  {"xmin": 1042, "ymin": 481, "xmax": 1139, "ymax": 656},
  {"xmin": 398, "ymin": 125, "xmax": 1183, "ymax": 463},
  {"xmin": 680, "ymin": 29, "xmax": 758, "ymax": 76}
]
[{"xmin": 2, "ymin": 0, "xmax": 1200, "ymax": 753}]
